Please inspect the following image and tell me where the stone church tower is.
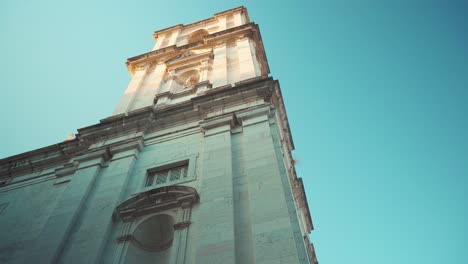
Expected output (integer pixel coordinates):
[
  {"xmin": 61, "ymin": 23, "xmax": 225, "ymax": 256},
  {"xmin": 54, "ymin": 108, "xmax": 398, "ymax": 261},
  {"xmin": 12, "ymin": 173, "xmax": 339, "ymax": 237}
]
[{"xmin": 0, "ymin": 6, "xmax": 318, "ymax": 264}]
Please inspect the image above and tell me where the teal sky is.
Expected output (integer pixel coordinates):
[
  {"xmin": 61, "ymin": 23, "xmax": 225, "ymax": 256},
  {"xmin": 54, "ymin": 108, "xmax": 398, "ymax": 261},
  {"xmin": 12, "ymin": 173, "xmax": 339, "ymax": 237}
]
[{"xmin": 1, "ymin": 1, "xmax": 467, "ymax": 263}]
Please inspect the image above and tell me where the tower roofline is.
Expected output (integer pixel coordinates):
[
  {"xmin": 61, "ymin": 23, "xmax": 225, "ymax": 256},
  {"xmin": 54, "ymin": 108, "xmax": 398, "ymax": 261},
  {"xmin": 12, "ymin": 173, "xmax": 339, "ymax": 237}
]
[
  {"xmin": 152, "ymin": 6, "xmax": 248, "ymax": 39},
  {"xmin": 127, "ymin": 22, "xmax": 270, "ymax": 77}
]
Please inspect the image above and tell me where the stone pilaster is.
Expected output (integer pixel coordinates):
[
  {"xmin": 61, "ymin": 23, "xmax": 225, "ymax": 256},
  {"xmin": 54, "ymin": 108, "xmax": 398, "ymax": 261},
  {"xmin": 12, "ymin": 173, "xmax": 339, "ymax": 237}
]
[
  {"xmin": 58, "ymin": 142, "xmax": 142, "ymax": 264},
  {"xmin": 211, "ymin": 43, "xmax": 228, "ymax": 88},
  {"xmin": 236, "ymin": 106, "xmax": 306, "ymax": 263},
  {"xmin": 113, "ymin": 66, "xmax": 149, "ymax": 116},
  {"xmin": 196, "ymin": 115, "xmax": 236, "ymax": 264},
  {"xmin": 25, "ymin": 155, "xmax": 108, "ymax": 264}
]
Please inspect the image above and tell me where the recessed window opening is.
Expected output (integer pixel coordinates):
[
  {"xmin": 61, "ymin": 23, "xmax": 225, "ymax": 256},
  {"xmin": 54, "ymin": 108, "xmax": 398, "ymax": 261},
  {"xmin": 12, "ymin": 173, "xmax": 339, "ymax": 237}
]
[{"xmin": 146, "ymin": 163, "xmax": 188, "ymax": 187}]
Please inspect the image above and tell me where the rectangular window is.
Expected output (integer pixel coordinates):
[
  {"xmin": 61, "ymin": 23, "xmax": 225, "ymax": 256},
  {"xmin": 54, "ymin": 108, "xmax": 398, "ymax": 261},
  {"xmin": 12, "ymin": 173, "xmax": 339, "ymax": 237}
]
[{"xmin": 146, "ymin": 164, "xmax": 188, "ymax": 187}]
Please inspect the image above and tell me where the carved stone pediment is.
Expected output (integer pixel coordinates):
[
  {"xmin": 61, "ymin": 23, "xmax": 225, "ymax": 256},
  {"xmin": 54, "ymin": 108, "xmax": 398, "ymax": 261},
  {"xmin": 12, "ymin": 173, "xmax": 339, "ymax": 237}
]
[
  {"xmin": 114, "ymin": 185, "xmax": 199, "ymax": 221},
  {"xmin": 165, "ymin": 51, "xmax": 196, "ymax": 64},
  {"xmin": 165, "ymin": 49, "xmax": 213, "ymax": 70}
]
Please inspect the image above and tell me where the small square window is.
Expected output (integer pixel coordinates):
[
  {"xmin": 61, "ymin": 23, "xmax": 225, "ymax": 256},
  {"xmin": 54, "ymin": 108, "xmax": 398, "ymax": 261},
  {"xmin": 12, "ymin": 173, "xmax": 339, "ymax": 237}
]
[{"xmin": 146, "ymin": 163, "xmax": 188, "ymax": 187}]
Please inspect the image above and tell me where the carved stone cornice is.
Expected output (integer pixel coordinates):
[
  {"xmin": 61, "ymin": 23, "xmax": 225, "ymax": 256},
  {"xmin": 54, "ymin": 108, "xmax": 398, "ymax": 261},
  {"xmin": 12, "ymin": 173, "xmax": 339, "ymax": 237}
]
[
  {"xmin": 165, "ymin": 50, "xmax": 213, "ymax": 71},
  {"xmin": 0, "ymin": 77, "xmax": 281, "ymax": 186},
  {"xmin": 0, "ymin": 139, "xmax": 87, "ymax": 178},
  {"xmin": 153, "ymin": 82, "xmax": 211, "ymax": 107},
  {"xmin": 193, "ymin": 76, "xmax": 273, "ymax": 114},
  {"xmin": 127, "ymin": 23, "xmax": 269, "ymax": 77},
  {"xmin": 152, "ymin": 6, "xmax": 246, "ymax": 39},
  {"xmin": 54, "ymin": 160, "xmax": 80, "ymax": 177},
  {"xmin": 199, "ymin": 114, "xmax": 235, "ymax": 132},
  {"xmin": 270, "ymin": 80, "xmax": 295, "ymax": 152},
  {"xmin": 114, "ymin": 185, "xmax": 199, "ymax": 222},
  {"xmin": 235, "ymin": 105, "xmax": 271, "ymax": 126},
  {"xmin": 78, "ymin": 111, "xmax": 151, "ymax": 142},
  {"xmin": 173, "ymin": 221, "xmax": 191, "ymax": 230},
  {"xmin": 295, "ymin": 178, "xmax": 314, "ymax": 232},
  {"xmin": 116, "ymin": 234, "xmax": 173, "ymax": 252}
]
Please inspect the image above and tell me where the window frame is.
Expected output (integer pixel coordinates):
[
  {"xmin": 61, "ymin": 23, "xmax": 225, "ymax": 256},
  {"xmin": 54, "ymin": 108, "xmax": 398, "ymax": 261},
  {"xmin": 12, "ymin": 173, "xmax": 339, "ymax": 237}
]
[
  {"xmin": 140, "ymin": 154, "xmax": 198, "ymax": 192},
  {"xmin": 146, "ymin": 163, "xmax": 188, "ymax": 187}
]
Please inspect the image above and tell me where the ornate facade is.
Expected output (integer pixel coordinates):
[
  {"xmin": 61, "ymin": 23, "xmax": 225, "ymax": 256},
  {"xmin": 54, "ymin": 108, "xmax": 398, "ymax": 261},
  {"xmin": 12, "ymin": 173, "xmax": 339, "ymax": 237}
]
[{"xmin": 0, "ymin": 6, "xmax": 318, "ymax": 264}]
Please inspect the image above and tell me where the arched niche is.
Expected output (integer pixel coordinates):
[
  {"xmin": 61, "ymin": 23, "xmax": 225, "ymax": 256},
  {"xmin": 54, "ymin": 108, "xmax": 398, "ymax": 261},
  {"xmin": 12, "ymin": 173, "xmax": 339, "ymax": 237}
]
[
  {"xmin": 178, "ymin": 69, "xmax": 200, "ymax": 89},
  {"xmin": 188, "ymin": 29, "xmax": 209, "ymax": 43},
  {"xmin": 112, "ymin": 186, "xmax": 199, "ymax": 264},
  {"xmin": 131, "ymin": 214, "xmax": 175, "ymax": 251},
  {"xmin": 155, "ymin": 49, "xmax": 213, "ymax": 107},
  {"xmin": 123, "ymin": 214, "xmax": 175, "ymax": 264},
  {"xmin": 166, "ymin": 69, "xmax": 200, "ymax": 93}
]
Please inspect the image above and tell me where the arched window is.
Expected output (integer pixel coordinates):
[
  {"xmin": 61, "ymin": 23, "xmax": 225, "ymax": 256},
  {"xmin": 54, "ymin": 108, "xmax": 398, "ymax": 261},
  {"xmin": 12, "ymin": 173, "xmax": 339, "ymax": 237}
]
[{"xmin": 188, "ymin": 29, "xmax": 209, "ymax": 43}]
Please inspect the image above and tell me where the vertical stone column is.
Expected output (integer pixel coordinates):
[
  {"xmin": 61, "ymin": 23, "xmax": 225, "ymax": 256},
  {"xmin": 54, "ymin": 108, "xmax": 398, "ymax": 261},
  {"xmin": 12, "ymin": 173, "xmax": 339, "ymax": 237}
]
[
  {"xmin": 25, "ymin": 156, "xmax": 107, "ymax": 264},
  {"xmin": 233, "ymin": 11, "xmax": 243, "ymax": 26},
  {"xmin": 113, "ymin": 66, "xmax": 148, "ymax": 116},
  {"xmin": 168, "ymin": 28, "xmax": 182, "ymax": 46},
  {"xmin": 217, "ymin": 15, "xmax": 227, "ymax": 31},
  {"xmin": 196, "ymin": 60, "xmax": 212, "ymax": 95},
  {"xmin": 151, "ymin": 62, "xmax": 167, "ymax": 94},
  {"xmin": 133, "ymin": 62, "xmax": 166, "ymax": 110},
  {"xmin": 112, "ymin": 221, "xmax": 133, "ymax": 264},
  {"xmin": 196, "ymin": 116, "xmax": 236, "ymax": 264},
  {"xmin": 199, "ymin": 60, "xmax": 210, "ymax": 82},
  {"xmin": 153, "ymin": 33, "xmax": 167, "ymax": 51},
  {"xmin": 236, "ymin": 106, "xmax": 306, "ymax": 263},
  {"xmin": 174, "ymin": 203, "xmax": 192, "ymax": 264},
  {"xmin": 269, "ymin": 113, "xmax": 311, "ymax": 264},
  {"xmin": 231, "ymin": 129, "xmax": 255, "ymax": 263},
  {"xmin": 210, "ymin": 44, "xmax": 228, "ymax": 88},
  {"xmin": 236, "ymin": 38, "xmax": 258, "ymax": 81},
  {"xmin": 155, "ymin": 69, "xmax": 176, "ymax": 107}
]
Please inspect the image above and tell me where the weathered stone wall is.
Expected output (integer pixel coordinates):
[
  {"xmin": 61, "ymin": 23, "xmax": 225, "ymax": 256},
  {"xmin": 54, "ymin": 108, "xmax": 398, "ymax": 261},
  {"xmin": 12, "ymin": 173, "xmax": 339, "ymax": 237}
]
[{"xmin": 0, "ymin": 100, "xmax": 311, "ymax": 264}]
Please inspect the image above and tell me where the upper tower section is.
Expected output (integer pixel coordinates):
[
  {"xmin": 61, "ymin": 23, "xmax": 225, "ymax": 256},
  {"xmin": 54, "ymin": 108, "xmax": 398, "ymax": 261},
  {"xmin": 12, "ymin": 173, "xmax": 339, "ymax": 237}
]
[{"xmin": 113, "ymin": 6, "xmax": 270, "ymax": 116}]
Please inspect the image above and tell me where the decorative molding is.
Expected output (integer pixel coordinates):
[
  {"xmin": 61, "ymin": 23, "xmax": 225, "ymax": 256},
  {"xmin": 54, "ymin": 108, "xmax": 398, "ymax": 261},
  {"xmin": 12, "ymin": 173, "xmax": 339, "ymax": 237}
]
[
  {"xmin": 54, "ymin": 160, "xmax": 80, "ymax": 178},
  {"xmin": 53, "ymin": 179, "xmax": 71, "ymax": 186},
  {"xmin": 165, "ymin": 51, "xmax": 196, "ymax": 64},
  {"xmin": 135, "ymin": 62, "xmax": 149, "ymax": 72},
  {"xmin": 173, "ymin": 221, "xmax": 191, "ymax": 230},
  {"xmin": 116, "ymin": 234, "xmax": 173, "ymax": 252},
  {"xmin": 199, "ymin": 114, "xmax": 235, "ymax": 136},
  {"xmin": 0, "ymin": 139, "xmax": 86, "ymax": 179},
  {"xmin": 1, "ymin": 77, "xmax": 277, "ymax": 188},
  {"xmin": 235, "ymin": 105, "xmax": 271, "ymax": 126},
  {"xmin": 152, "ymin": 6, "xmax": 246, "ymax": 39},
  {"xmin": 294, "ymin": 178, "xmax": 314, "ymax": 232},
  {"xmin": 127, "ymin": 23, "xmax": 267, "ymax": 76},
  {"xmin": 114, "ymin": 185, "xmax": 199, "ymax": 222},
  {"xmin": 74, "ymin": 147, "xmax": 112, "ymax": 164}
]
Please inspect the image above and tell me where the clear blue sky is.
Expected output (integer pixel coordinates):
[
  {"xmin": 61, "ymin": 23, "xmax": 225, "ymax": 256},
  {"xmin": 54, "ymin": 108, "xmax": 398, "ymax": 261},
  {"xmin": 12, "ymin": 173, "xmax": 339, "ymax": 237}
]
[{"xmin": 1, "ymin": 1, "xmax": 467, "ymax": 263}]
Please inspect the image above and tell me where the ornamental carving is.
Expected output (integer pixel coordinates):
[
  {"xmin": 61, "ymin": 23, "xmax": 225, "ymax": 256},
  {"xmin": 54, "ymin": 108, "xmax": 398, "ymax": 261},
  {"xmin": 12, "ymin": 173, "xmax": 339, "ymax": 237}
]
[{"xmin": 114, "ymin": 185, "xmax": 199, "ymax": 221}]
